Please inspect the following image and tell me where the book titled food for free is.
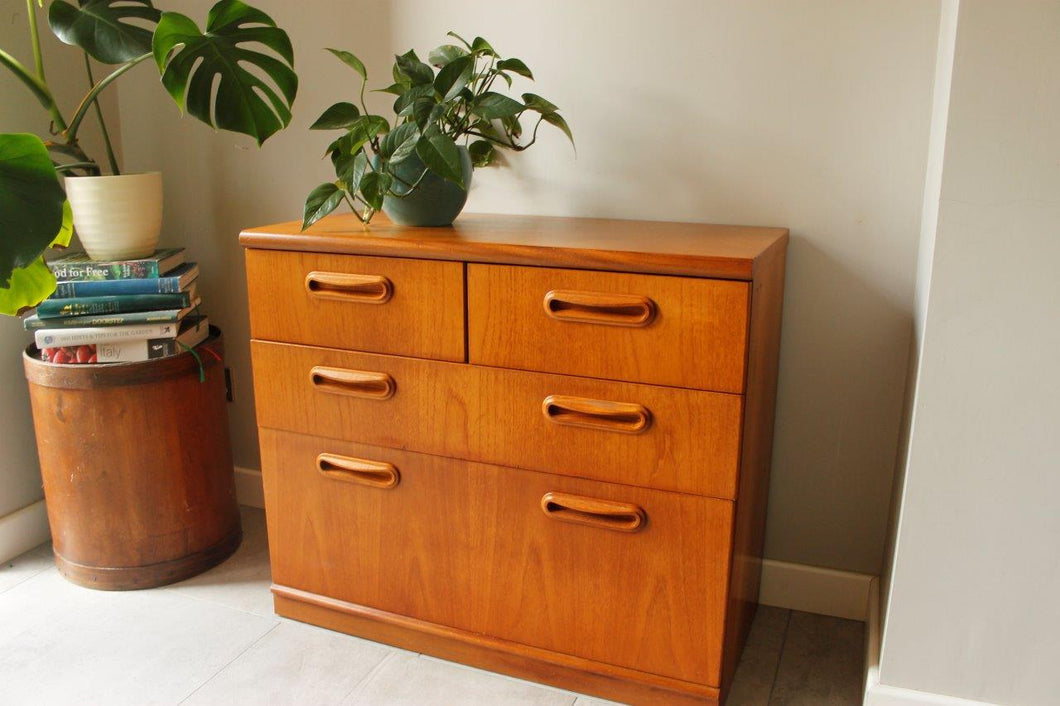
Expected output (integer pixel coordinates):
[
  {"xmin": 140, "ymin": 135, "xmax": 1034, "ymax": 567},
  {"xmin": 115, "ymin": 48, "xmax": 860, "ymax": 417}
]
[
  {"xmin": 40, "ymin": 317, "xmax": 210, "ymax": 364},
  {"xmin": 47, "ymin": 248, "xmax": 185, "ymax": 282},
  {"xmin": 52, "ymin": 263, "xmax": 199, "ymax": 298}
]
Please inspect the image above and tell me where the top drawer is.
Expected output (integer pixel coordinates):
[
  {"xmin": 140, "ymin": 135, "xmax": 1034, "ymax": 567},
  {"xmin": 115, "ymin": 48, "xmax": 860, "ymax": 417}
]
[
  {"xmin": 246, "ymin": 249, "xmax": 465, "ymax": 361},
  {"xmin": 468, "ymin": 265, "xmax": 750, "ymax": 393}
]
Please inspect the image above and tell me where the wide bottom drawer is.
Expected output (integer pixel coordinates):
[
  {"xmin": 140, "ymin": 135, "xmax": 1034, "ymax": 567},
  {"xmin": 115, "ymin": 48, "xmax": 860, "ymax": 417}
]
[{"xmin": 260, "ymin": 428, "xmax": 734, "ymax": 686}]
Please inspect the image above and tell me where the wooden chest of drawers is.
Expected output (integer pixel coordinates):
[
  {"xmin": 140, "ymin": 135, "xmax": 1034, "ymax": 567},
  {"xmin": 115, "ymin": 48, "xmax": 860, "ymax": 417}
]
[{"xmin": 241, "ymin": 213, "xmax": 787, "ymax": 705}]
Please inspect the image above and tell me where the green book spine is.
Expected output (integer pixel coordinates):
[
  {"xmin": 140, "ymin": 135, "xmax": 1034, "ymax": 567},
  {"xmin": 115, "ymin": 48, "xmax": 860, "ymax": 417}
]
[{"xmin": 35, "ymin": 293, "xmax": 191, "ymax": 319}]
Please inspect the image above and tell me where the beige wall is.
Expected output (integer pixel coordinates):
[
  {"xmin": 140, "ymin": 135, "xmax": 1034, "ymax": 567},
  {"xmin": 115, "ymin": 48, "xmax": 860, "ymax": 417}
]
[
  {"xmin": 880, "ymin": 1, "xmax": 1060, "ymax": 703},
  {"xmin": 0, "ymin": 3, "xmax": 122, "ymax": 518},
  {"xmin": 114, "ymin": 0, "xmax": 941, "ymax": 574}
]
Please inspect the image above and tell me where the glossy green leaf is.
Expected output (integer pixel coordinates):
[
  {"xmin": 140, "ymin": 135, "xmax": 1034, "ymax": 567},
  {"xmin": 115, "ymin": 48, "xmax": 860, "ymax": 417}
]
[
  {"xmin": 153, "ymin": 0, "xmax": 298, "ymax": 146},
  {"xmin": 359, "ymin": 171, "xmax": 393, "ymax": 211},
  {"xmin": 0, "ymin": 258, "xmax": 56, "ymax": 316},
  {"xmin": 521, "ymin": 93, "xmax": 557, "ymax": 114},
  {"xmin": 393, "ymin": 84, "xmax": 436, "ymax": 117},
  {"xmin": 446, "ymin": 31, "xmax": 472, "ymax": 50},
  {"xmin": 374, "ymin": 83, "xmax": 406, "ymax": 96},
  {"xmin": 379, "ymin": 122, "xmax": 420, "ymax": 163},
  {"xmin": 428, "ymin": 44, "xmax": 467, "ymax": 67},
  {"xmin": 310, "ymin": 101, "xmax": 360, "ymax": 130},
  {"xmin": 496, "ymin": 58, "xmax": 532, "ymax": 79},
  {"xmin": 0, "ymin": 202, "xmax": 72, "ymax": 316},
  {"xmin": 468, "ymin": 139, "xmax": 495, "ymax": 167},
  {"xmin": 415, "ymin": 130, "xmax": 464, "ymax": 188},
  {"xmin": 472, "ymin": 92, "xmax": 524, "ymax": 120},
  {"xmin": 502, "ymin": 114, "xmax": 523, "ymax": 138},
  {"xmin": 392, "ymin": 62, "xmax": 411, "ymax": 89},
  {"xmin": 0, "ymin": 133, "xmax": 66, "ymax": 288},
  {"xmin": 326, "ymin": 47, "xmax": 366, "ymax": 80},
  {"xmin": 395, "ymin": 50, "xmax": 434, "ymax": 86},
  {"xmin": 542, "ymin": 111, "xmax": 574, "ymax": 146},
  {"xmin": 434, "ymin": 55, "xmax": 473, "ymax": 102},
  {"xmin": 411, "ymin": 98, "xmax": 437, "ymax": 130},
  {"xmin": 345, "ymin": 151, "xmax": 369, "ymax": 192},
  {"xmin": 326, "ymin": 114, "xmax": 388, "ymax": 163},
  {"xmin": 302, "ymin": 182, "xmax": 344, "ymax": 230},
  {"xmin": 471, "ymin": 36, "xmax": 495, "ymax": 56},
  {"xmin": 48, "ymin": 0, "xmax": 161, "ymax": 64}
]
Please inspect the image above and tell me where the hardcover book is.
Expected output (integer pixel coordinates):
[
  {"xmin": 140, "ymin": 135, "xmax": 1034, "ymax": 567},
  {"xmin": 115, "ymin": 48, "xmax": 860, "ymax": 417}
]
[
  {"xmin": 35, "ymin": 321, "xmax": 183, "ymax": 349},
  {"xmin": 23, "ymin": 296, "xmax": 202, "ymax": 329},
  {"xmin": 41, "ymin": 317, "xmax": 210, "ymax": 364},
  {"xmin": 47, "ymin": 248, "xmax": 185, "ymax": 282},
  {"xmin": 52, "ymin": 263, "xmax": 199, "ymax": 298},
  {"xmin": 35, "ymin": 290, "xmax": 193, "ymax": 319}
]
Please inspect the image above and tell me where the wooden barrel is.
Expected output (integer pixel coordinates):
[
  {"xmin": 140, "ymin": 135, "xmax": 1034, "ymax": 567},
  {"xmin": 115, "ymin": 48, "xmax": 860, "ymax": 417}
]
[{"xmin": 23, "ymin": 326, "xmax": 241, "ymax": 590}]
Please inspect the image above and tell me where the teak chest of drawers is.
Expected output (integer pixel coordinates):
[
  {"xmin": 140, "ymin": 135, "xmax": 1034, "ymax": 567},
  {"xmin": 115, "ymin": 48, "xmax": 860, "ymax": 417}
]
[{"xmin": 240, "ymin": 213, "xmax": 788, "ymax": 705}]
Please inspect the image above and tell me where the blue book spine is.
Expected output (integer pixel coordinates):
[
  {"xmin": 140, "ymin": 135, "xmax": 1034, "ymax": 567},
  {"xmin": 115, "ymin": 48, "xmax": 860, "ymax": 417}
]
[{"xmin": 51, "ymin": 263, "xmax": 195, "ymax": 298}]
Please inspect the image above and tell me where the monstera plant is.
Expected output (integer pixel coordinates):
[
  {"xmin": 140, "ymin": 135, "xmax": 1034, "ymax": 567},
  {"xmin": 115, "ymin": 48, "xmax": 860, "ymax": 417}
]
[{"xmin": 0, "ymin": 0, "xmax": 297, "ymax": 315}]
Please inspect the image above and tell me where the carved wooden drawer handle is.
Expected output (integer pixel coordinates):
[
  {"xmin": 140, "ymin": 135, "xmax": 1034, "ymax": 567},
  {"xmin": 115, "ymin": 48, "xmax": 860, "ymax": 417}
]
[
  {"xmin": 542, "ymin": 394, "xmax": 651, "ymax": 434},
  {"xmin": 305, "ymin": 272, "xmax": 393, "ymax": 304},
  {"xmin": 309, "ymin": 366, "xmax": 395, "ymax": 400},
  {"xmin": 540, "ymin": 492, "xmax": 646, "ymax": 533},
  {"xmin": 543, "ymin": 289, "xmax": 656, "ymax": 327},
  {"xmin": 317, "ymin": 453, "xmax": 400, "ymax": 489}
]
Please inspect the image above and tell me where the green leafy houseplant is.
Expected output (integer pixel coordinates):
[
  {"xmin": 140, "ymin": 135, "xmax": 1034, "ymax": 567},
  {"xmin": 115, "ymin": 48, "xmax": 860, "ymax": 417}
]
[
  {"xmin": 0, "ymin": 0, "xmax": 297, "ymax": 315},
  {"xmin": 303, "ymin": 32, "xmax": 572, "ymax": 229}
]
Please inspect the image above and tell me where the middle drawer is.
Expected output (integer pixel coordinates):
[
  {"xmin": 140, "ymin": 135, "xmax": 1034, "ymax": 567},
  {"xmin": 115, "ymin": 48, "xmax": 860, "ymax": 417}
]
[{"xmin": 252, "ymin": 340, "xmax": 744, "ymax": 498}]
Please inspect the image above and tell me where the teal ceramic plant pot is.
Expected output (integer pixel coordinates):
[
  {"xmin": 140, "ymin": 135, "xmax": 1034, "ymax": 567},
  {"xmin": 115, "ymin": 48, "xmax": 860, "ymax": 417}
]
[{"xmin": 382, "ymin": 146, "xmax": 472, "ymax": 227}]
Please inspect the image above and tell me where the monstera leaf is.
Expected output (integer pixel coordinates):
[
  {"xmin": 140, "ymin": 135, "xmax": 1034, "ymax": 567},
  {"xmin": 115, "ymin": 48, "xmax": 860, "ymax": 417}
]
[
  {"xmin": 49, "ymin": 0, "xmax": 162, "ymax": 64},
  {"xmin": 0, "ymin": 135, "xmax": 73, "ymax": 315},
  {"xmin": 0, "ymin": 134, "xmax": 66, "ymax": 289},
  {"xmin": 153, "ymin": 0, "xmax": 297, "ymax": 145}
]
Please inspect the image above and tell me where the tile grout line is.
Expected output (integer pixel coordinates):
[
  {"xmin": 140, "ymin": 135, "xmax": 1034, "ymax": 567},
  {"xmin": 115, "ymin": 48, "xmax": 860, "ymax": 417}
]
[
  {"xmin": 767, "ymin": 609, "xmax": 794, "ymax": 705},
  {"xmin": 337, "ymin": 649, "xmax": 409, "ymax": 704},
  {"xmin": 175, "ymin": 621, "xmax": 281, "ymax": 705}
]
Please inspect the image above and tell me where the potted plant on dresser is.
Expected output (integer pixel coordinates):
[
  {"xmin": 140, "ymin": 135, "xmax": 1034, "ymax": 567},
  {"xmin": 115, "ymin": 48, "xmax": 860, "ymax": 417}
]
[
  {"xmin": 302, "ymin": 32, "xmax": 574, "ymax": 229},
  {"xmin": 0, "ymin": 0, "xmax": 298, "ymax": 316}
]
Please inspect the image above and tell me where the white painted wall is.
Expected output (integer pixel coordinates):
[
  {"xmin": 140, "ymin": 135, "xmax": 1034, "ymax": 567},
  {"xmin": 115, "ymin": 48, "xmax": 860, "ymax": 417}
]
[
  {"xmin": 879, "ymin": 1, "xmax": 1060, "ymax": 703},
  {"xmin": 0, "ymin": 3, "xmax": 121, "ymax": 519},
  {"xmin": 113, "ymin": 0, "xmax": 941, "ymax": 575}
]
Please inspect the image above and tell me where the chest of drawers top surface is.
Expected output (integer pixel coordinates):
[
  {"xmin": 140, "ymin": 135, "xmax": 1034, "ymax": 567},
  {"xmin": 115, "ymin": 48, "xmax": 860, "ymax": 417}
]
[{"xmin": 239, "ymin": 212, "xmax": 788, "ymax": 280}]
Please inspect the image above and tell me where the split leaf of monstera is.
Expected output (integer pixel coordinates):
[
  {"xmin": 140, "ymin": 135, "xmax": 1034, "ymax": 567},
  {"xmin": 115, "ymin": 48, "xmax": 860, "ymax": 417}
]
[{"xmin": 153, "ymin": 0, "xmax": 297, "ymax": 146}]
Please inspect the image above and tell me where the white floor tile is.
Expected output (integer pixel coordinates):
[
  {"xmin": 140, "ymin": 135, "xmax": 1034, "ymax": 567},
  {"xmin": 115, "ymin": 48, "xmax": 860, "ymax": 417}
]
[
  {"xmin": 165, "ymin": 506, "xmax": 275, "ymax": 618},
  {"xmin": 182, "ymin": 619, "xmax": 394, "ymax": 706},
  {"xmin": 0, "ymin": 542, "xmax": 53, "ymax": 594},
  {"xmin": 344, "ymin": 651, "xmax": 576, "ymax": 706},
  {"xmin": 0, "ymin": 569, "xmax": 277, "ymax": 706},
  {"xmin": 572, "ymin": 697, "xmax": 627, "ymax": 705}
]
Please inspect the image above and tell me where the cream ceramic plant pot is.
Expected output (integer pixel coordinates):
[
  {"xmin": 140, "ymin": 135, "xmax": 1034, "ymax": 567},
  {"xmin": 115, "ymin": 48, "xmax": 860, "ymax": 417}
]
[{"xmin": 64, "ymin": 172, "xmax": 163, "ymax": 260}]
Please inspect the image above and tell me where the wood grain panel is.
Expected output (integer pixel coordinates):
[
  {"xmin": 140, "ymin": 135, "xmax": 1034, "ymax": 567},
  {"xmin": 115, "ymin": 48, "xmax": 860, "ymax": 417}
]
[
  {"xmin": 251, "ymin": 341, "xmax": 744, "ymax": 498},
  {"xmin": 274, "ymin": 590, "xmax": 721, "ymax": 706},
  {"xmin": 24, "ymin": 329, "xmax": 241, "ymax": 590},
  {"xmin": 241, "ymin": 212, "xmax": 790, "ymax": 281},
  {"xmin": 245, "ymin": 249, "xmax": 465, "ymax": 361},
  {"xmin": 260, "ymin": 428, "xmax": 733, "ymax": 686},
  {"xmin": 720, "ymin": 237, "xmax": 788, "ymax": 697},
  {"xmin": 469, "ymin": 265, "xmax": 749, "ymax": 393}
]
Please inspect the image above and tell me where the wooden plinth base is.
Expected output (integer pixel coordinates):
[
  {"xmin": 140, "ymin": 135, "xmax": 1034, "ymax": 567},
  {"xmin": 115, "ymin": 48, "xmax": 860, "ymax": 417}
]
[
  {"xmin": 272, "ymin": 584, "xmax": 720, "ymax": 706},
  {"xmin": 55, "ymin": 526, "xmax": 242, "ymax": 591}
]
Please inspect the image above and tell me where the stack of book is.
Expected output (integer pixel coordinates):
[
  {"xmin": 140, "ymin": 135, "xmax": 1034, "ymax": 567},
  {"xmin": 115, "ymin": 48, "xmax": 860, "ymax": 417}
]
[{"xmin": 25, "ymin": 248, "xmax": 210, "ymax": 364}]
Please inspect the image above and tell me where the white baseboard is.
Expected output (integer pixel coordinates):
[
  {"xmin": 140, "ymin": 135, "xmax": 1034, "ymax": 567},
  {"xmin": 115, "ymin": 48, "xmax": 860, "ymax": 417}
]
[
  {"xmin": 758, "ymin": 558, "xmax": 874, "ymax": 621},
  {"xmin": 0, "ymin": 500, "xmax": 51, "ymax": 564},
  {"xmin": 234, "ymin": 466, "xmax": 265, "ymax": 509},
  {"xmin": 863, "ymin": 577, "xmax": 995, "ymax": 705}
]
